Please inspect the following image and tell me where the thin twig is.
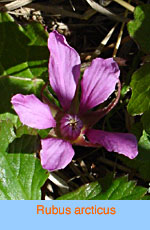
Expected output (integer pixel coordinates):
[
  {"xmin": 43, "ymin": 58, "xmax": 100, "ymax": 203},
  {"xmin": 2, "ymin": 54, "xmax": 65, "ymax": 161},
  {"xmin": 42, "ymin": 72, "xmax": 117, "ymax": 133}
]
[
  {"xmin": 48, "ymin": 173, "xmax": 69, "ymax": 190},
  {"xmin": 0, "ymin": 0, "xmax": 34, "ymax": 11},
  {"xmin": 85, "ymin": 0, "xmax": 127, "ymax": 22},
  {"xmin": 98, "ymin": 156, "xmax": 143, "ymax": 179},
  {"xmin": 78, "ymin": 159, "xmax": 95, "ymax": 181},
  {"xmin": 81, "ymin": 8, "xmax": 97, "ymax": 20},
  {"xmin": 113, "ymin": 0, "xmax": 135, "ymax": 12},
  {"xmin": 69, "ymin": 162, "xmax": 89, "ymax": 184},
  {"xmin": 28, "ymin": 3, "xmax": 82, "ymax": 19},
  {"xmin": 113, "ymin": 0, "xmax": 130, "ymax": 57},
  {"xmin": 92, "ymin": 23, "xmax": 118, "ymax": 59},
  {"xmin": 0, "ymin": 0, "xmax": 14, "ymax": 2}
]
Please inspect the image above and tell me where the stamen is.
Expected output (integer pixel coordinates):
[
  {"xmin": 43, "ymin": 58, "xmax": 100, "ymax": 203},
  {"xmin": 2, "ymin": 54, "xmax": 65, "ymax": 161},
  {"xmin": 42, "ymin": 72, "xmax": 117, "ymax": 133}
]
[{"xmin": 60, "ymin": 114, "xmax": 83, "ymax": 141}]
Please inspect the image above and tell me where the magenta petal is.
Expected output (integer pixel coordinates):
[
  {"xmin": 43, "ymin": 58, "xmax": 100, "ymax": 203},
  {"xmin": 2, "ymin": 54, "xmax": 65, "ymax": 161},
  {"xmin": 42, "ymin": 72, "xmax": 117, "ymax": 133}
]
[
  {"xmin": 40, "ymin": 138, "xmax": 75, "ymax": 171},
  {"xmin": 86, "ymin": 129, "xmax": 138, "ymax": 159},
  {"xmin": 48, "ymin": 30, "xmax": 81, "ymax": 111},
  {"xmin": 11, "ymin": 94, "xmax": 56, "ymax": 129},
  {"xmin": 80, "ymin": 58, "xmax": 120, "ymax": 113}
]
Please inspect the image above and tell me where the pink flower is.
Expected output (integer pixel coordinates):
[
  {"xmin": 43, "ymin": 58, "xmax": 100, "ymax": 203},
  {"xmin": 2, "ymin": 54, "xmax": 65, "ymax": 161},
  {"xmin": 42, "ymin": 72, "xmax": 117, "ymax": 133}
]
[{"xmin": 11, "ymin": 31, "xmax": 138, "ymax": 172}]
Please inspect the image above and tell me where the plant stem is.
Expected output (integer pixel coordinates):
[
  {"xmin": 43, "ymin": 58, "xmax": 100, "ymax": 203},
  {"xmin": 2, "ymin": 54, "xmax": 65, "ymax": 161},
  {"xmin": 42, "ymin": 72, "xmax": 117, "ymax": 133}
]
[
  {"xmin": 113, "ymin": 0, "xmax": 131, "ymax": 57},
  {"xmin": 113, "ymin": 0, "xmax": 135, "ymax": 12}
]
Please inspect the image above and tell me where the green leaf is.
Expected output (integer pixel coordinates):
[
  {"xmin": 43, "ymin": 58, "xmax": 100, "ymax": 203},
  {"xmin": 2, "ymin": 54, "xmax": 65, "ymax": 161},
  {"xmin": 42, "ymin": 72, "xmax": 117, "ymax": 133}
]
[
  {"xmin": 119, "ymin": 112, "xmax": 150, "ymax": 181},
  {"xmin": 0, "ymin": 12, "xmax": 49, "ymax": 113},
  {"xmin": 120, "ymin": 85, "xmax": 130, "ymax": 97},
  {"xmin": 57, "ymin": 181, "xmax": 102, "ymax": 200},
  {"xmin": 131, "ymin": 121, "xmax": 143, "ymax": 141},
  {"xmin": 141, "ymin": 110, "xmax": 150, "ymax": 135},
  {"xmin": 0, "ymin": 120, "xmax": 16, "ymax": 151},
  {"xmin": 0, "ymin": 12, "xmax": 49, "ymax": 77},
  {"xmin": 0, "ymin": 112, "xmax": 18, "ymax": 124},
  {"xmin": 0, "ymin": 112, "xmax": 22, "ymax": 130},
  {"xmin": 138, "ymin": 130, "xmax": 150, "ymax": 157},
  {"xmin": 119, "ymin": 151, "xmax": 150, "ymax": 182},
  {"xmin": 7, "ymin": 135, "xmax": 39, "ymax": 154},
  {"xmin": 0, "ymin": 119, "xmax": 47, "ymax": 200},
  {"xmin": 38, "ymin": 128, "xmax": 51, "ymax": 139},
  {"xmin": 94, "ymin": 176, "xmax": 147, "ymax": 200},
  {"xmin": 0, "ymin": 75, "xmax": 44, "ymax": 113},
  {"xmin": 127, "ymin": 63, "xmax": 150, "ymax": 115},
  {"xmin": 57, "ymin": 176, "xmax": 147, "ymax": 200},
  {"xmin": 128, "ymin": 5, "xmax": 150, "ymax": 54},
  {"xmin": 142, "ymin": 196, "xmax": 150, "ymax": 200},
  {"xmin": 0, "ymin": 152, "xmax": 48, "ymax": 200},
  {"xmin": 15, "ymin": 125, "xmax": 37, "ymax": 137},
  {"xmin": 7, "ymin": 124, "xmax": 39, "ymax": 154}
]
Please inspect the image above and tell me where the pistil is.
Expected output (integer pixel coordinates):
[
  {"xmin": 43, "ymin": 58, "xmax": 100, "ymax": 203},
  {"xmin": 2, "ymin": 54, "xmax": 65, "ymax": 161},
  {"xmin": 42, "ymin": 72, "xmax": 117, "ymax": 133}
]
[{"xmin": 60, "ymin": 114, "xmax": 83, "ymax": 141}]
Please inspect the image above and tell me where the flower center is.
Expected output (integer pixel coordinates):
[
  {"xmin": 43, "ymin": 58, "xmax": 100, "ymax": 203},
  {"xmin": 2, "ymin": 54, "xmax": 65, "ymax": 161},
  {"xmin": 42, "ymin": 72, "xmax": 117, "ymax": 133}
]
[{"xmin": 60, "ymin": 114, "xmax": 83, "ymax": 141}]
